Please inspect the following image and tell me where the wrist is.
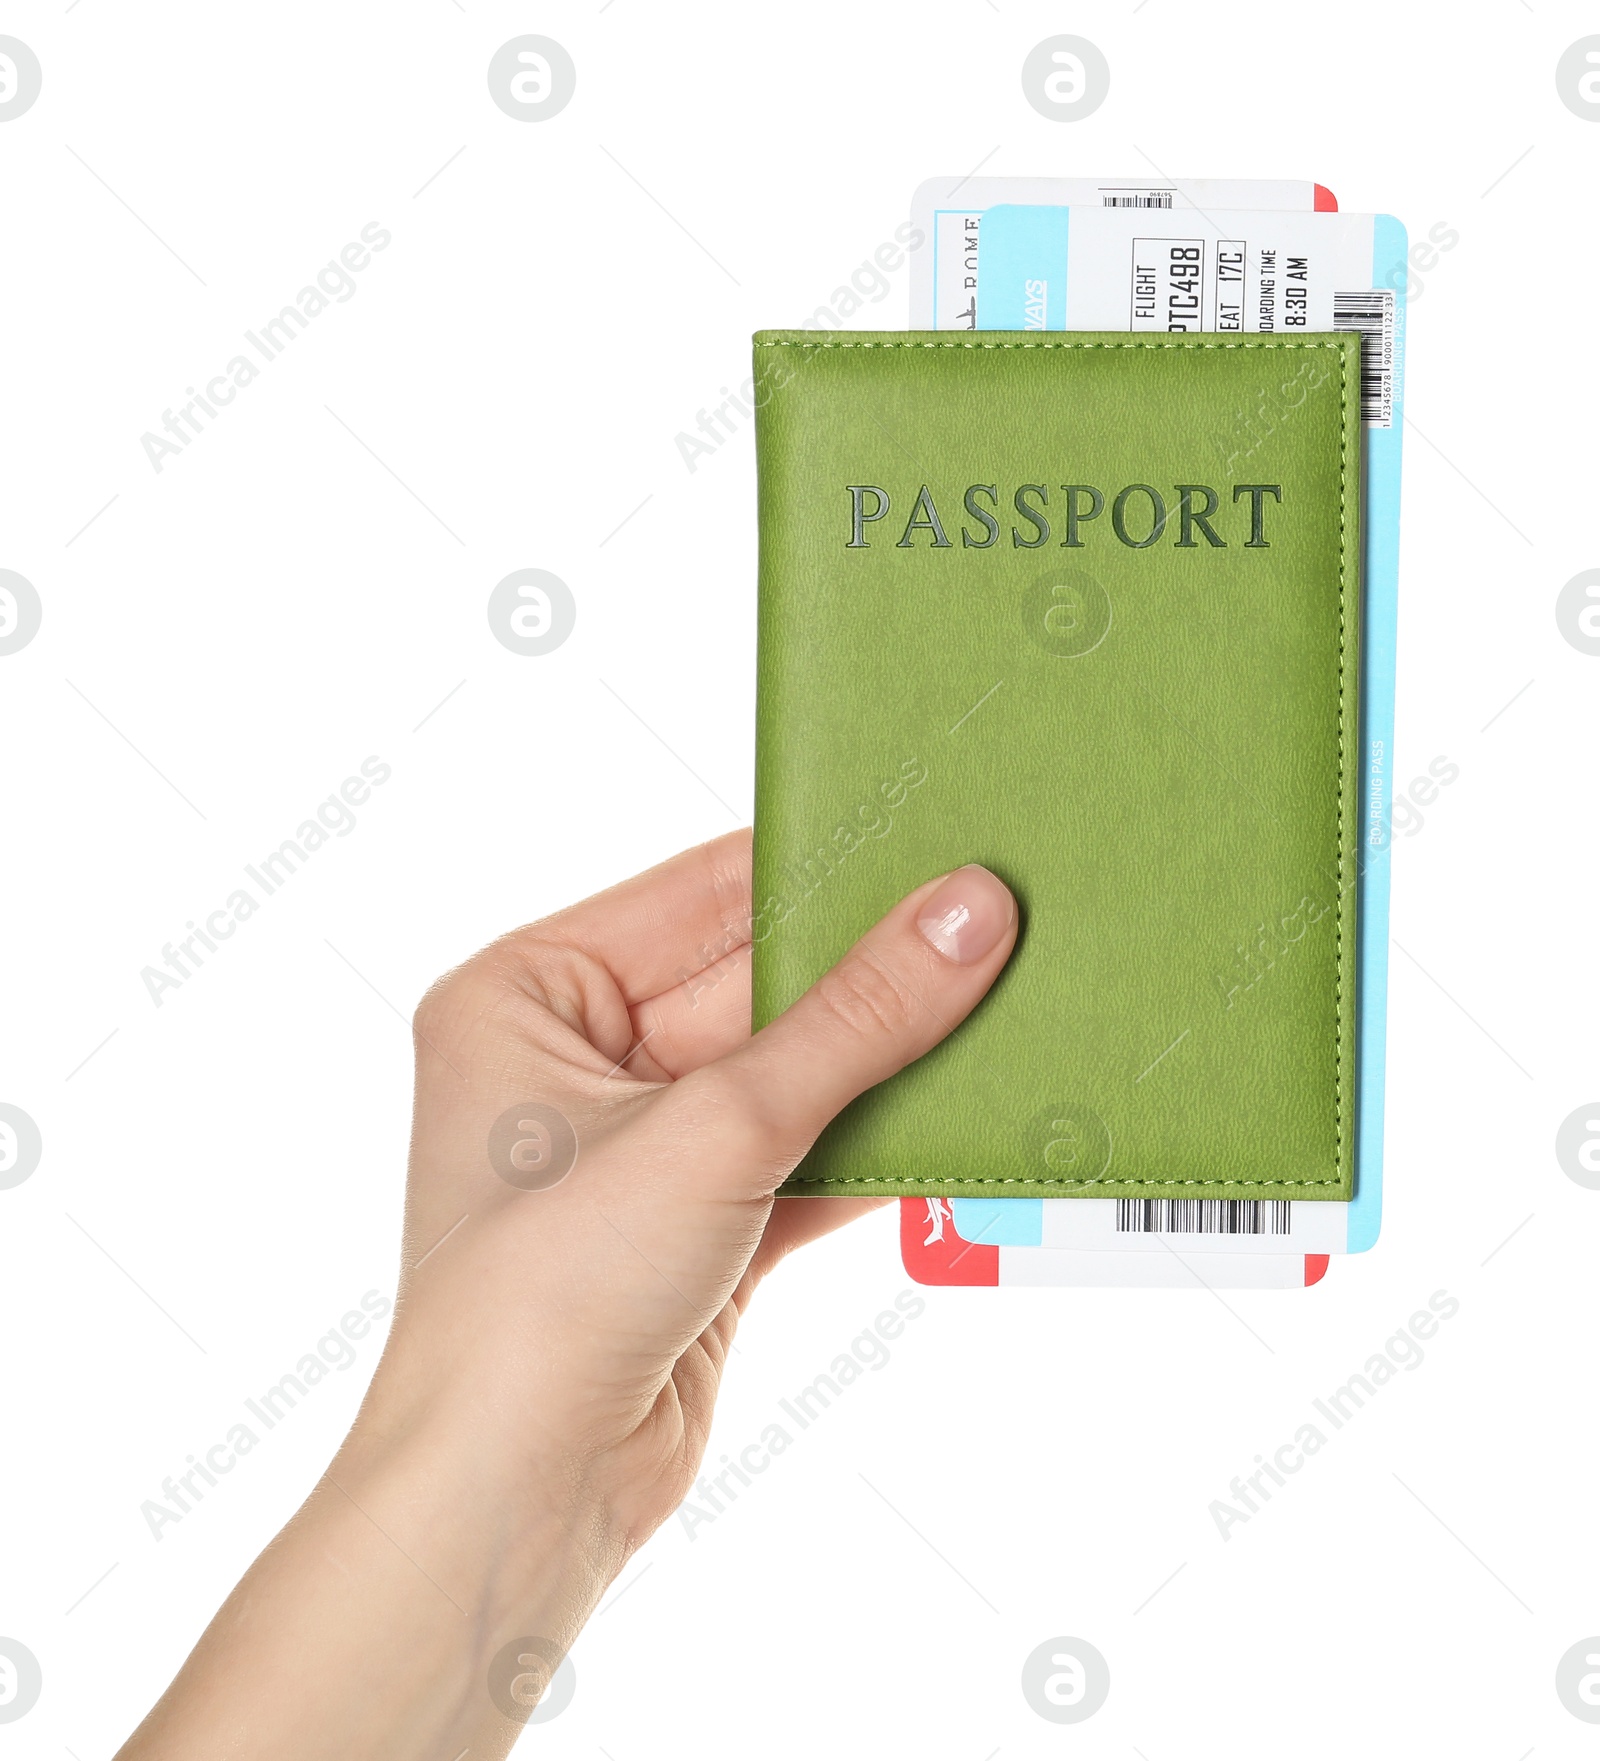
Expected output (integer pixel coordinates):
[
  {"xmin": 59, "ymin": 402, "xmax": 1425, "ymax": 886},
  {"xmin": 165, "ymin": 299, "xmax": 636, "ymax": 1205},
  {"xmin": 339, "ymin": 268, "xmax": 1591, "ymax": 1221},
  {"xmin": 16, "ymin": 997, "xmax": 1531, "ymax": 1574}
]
[
  {"xmin": 334, "ymin": 1379, "xmax": 630, "ymax": 1639},
  {"xmin": 118, "ymin": 1387, "xmax": 626, "ymax": 1761}
]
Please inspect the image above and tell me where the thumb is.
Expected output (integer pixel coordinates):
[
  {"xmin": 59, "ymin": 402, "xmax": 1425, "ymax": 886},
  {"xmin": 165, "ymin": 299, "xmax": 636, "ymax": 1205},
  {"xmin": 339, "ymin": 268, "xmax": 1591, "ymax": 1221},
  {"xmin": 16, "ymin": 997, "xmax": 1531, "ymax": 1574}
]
[{"xmin": 706, "ymin": 864, "xmax": 1017, "ymax": 1162}]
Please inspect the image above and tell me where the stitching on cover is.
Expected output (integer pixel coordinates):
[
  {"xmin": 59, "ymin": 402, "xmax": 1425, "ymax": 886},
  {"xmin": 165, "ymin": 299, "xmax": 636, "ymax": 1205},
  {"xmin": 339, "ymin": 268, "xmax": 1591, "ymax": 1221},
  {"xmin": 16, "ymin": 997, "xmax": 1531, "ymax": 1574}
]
[
  {"xmin": 788, "ymin": 1176, "xmax": 1345, "ymax": 1190},
  {"xmin": 754, "ymin": 339, "xmax": 1349, "ymax": 352},
  {"xmin": 1334, "ymin": 340, "xmax": 1347, "ymax": 1194},
  {"xmin": 758, "ymin": 335, "xmax": 1355, "ymax": 1193}
]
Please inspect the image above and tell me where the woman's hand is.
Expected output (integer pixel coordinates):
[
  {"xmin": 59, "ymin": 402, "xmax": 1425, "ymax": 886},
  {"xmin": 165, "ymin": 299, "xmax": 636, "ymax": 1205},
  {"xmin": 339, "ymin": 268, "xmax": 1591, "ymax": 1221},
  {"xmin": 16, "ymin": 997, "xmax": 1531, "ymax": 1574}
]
[{"xmin": 118, "ymin": 830, "xmax": 1016, "ymax": 1760}]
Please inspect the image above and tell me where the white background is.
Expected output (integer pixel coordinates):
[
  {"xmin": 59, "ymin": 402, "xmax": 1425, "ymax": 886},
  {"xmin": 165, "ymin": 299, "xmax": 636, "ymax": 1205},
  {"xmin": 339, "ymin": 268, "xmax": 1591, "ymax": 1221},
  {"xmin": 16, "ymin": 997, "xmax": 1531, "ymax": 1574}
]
[{"xmin": 2, "ymin": 1, "xmax": 1597, "ymax": 1754}]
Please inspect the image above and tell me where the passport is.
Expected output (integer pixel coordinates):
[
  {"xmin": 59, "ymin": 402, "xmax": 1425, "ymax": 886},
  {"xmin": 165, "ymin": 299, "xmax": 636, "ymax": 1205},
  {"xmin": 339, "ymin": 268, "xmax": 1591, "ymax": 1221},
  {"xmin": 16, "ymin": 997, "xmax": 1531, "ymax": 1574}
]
[{"xmin": 751, "ymin": 330, "xmax": 1363, "ymax": 1202}]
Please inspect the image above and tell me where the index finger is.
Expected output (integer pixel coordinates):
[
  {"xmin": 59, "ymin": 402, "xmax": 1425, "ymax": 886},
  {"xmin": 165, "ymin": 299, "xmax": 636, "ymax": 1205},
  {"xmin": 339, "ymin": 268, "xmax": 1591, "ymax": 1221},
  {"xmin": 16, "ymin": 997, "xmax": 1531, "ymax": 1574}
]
[{"xmin": 505, "ymin": 828, "xmax": 752, "ymax": 1005}]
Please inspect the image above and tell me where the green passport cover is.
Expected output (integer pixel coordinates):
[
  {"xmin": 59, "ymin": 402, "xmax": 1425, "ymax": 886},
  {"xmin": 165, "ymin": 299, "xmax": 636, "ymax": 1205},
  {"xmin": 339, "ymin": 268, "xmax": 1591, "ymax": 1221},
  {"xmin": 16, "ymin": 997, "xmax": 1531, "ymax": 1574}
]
[{"xmin": 751, "ymin": 330, "xmax": 1362, "ymax": 1202}]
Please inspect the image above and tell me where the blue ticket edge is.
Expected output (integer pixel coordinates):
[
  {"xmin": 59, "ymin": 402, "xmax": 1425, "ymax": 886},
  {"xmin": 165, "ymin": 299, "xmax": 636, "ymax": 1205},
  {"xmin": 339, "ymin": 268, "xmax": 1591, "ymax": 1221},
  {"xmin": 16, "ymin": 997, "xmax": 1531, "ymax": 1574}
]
[{"xmin": 955, "ymin": 206, "xmax": 1405, "ymax": 1255}]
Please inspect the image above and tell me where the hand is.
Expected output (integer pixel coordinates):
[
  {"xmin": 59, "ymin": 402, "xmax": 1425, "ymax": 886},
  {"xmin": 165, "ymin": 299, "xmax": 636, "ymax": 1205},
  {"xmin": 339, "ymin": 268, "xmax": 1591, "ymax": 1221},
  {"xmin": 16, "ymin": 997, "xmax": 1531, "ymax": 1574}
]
[{"xmin": 118, "ymin": 830, "xmax": 1016, "ymax": 1760}]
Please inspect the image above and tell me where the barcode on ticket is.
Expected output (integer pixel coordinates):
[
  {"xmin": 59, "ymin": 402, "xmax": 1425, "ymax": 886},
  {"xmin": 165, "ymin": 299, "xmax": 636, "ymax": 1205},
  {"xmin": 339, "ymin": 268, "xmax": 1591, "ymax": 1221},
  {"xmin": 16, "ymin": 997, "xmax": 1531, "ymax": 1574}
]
[
  {"xmin": 1115, "ymin": 1198, "xmax": 1292, "ymax": 1235},
  {"xmin": 1100, "ymin": 190, "xmax": 1175, "ymax": 208},
  {"xmin": 1333, "ymin": 288, "xmax": 1396, "ymax": 428}
]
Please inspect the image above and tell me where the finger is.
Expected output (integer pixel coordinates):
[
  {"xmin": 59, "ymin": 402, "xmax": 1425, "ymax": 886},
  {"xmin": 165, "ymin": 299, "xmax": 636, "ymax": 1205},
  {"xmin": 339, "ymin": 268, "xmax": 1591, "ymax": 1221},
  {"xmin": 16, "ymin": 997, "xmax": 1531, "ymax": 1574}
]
[
  {"xmin": 504, "ymin": 829, "xmax": 751, "ymax": 1005},
  {"xmin": 748, "ymin": 1196, "xmax": 892, "ymax": 1282},
  {"xmin": 625, "ymin": 944, "xmax": 751, "ymax": 1079},
  {"xmin": 702, "ymin": 864, "xmax": 1016, "ymax": 1162}
]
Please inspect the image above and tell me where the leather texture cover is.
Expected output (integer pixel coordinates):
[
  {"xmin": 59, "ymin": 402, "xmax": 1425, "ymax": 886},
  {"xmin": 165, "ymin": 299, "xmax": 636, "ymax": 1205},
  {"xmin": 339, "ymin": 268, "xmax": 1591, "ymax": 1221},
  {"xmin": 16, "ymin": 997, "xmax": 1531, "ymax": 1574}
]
[{"xmin": 752, "ymin": 330, "xmax": 1362, "ymax": 1201}]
